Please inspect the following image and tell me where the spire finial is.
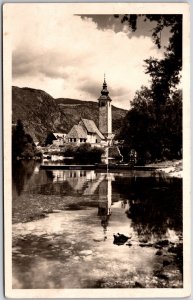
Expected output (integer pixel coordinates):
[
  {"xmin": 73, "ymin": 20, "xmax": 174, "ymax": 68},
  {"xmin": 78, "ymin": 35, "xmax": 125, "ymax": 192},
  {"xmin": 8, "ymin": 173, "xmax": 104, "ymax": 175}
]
[
  {"xmin": 104, "ymin": 73, "xmax": 106, "ymax": 84},
  {"xmin": 103, "ymin": 73, "xmax": 107, "ymax": 89},
  {"xmin": 98, "ymin": 74, "xmax": 112, "ymax": 102}
]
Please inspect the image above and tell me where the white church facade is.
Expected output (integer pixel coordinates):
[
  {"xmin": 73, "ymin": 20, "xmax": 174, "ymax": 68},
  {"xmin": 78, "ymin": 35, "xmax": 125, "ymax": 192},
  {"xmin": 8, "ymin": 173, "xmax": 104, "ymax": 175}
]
[{"xmin": 66, "ymin": 118, "xmax": 105, "ymax": 145}]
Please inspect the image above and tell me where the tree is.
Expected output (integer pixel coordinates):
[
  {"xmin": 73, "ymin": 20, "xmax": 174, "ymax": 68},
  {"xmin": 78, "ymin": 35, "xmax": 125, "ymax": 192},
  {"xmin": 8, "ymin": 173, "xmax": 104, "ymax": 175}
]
[
  {"xmin": 116, "ymin": 14, "xmax": 182, "ymax": 104},
  {"xmin": 118, "ymin": 87, "xmax": 156, "ymax": 163},
  {"xmin": 118, "ymin": 87, "xmax": 182, "ymax": 163},
  {"xmin": 12, "ymin": 120, "xmax": 25, "ymax": 158},
  {"xmin": 12, "ymin": 120, "xmax": 37, "ymax": 159},
  {"xmin": 159, "ymin": 89, "xmax": 182, "ymax": 158},
  {"xmin": 116, "ymin": 15, "xmax": 182, "ymax": 162},
  {"xmin": 44, "ymin": 132, "xmax": 57, "ymax": 146},
  {"xmin": 74, "ymin": 143, "xmax": 104, "ymax": 163}
]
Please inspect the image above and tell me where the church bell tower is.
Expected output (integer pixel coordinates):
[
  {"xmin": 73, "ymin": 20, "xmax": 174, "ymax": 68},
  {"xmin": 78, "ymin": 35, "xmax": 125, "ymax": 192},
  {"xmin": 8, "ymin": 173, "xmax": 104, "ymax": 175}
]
[{"xmin": 98, "ymin": 76, "xmax": 112, "ymax": 141}]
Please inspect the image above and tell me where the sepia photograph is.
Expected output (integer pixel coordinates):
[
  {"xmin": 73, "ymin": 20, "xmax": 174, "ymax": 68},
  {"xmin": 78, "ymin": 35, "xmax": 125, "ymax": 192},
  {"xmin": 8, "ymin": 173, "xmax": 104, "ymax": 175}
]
[{"xmin": 3, "ymin": 3, "xmax": 190, "ymax": 298}]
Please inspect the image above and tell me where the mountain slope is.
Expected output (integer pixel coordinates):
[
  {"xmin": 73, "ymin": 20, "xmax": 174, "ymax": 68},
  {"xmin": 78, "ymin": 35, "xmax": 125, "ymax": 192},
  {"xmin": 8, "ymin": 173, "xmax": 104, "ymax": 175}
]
[{"xmin": 12, "ymin": 86, "xmax": 128, "ymax": 143}]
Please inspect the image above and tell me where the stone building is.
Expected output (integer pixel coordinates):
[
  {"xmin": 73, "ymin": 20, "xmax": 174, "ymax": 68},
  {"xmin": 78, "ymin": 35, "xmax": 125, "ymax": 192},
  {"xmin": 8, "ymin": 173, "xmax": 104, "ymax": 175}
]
[
  {"xmin": 52, "ymin": 133, "xmax": 66, "ymax": 146},
  {"xmin": 66, "ymin": 118, "xmax": 105, "ymax": 145}
]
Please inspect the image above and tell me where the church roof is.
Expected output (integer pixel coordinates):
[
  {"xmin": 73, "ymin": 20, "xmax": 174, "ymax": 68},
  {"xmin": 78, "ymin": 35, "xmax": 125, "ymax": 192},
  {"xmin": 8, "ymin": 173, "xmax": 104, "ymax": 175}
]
[
  {"xmin": 66, "ymin": 119, "xmax": 105, "ymax": 140},
  {"xmin": 98, "ymin": 77, "xmax": 112, "ymax": 102},
  {"xmin": 66, "ymin": 125, "xmax": 87, "ymax": 139},
  {"xmin": 98, "ymin": 94, "xmax": 112, "ymax": 101},
  {"xmin": 81, "ymin": 119, "xmax": 105, "ymax": 140}
]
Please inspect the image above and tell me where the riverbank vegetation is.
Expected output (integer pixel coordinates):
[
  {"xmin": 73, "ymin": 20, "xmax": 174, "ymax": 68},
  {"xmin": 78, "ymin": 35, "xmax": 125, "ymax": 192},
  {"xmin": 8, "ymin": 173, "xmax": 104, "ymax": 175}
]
[
  {"xmin": 117, "ymin": 15, "xmax": 182, "ymax": 165},
  {"xmin": 12, "ymin": 120, "xmax": 42, "ymax": 160},
  {"xmin": 118, "ymin": 88, "xmax": 182, "ymax": 164},
  {"xmin": 43, "ymin": 143, "xmax": 105, "ymax": 163},
  {"xmin": 62, "ymin": 143, "xmax": 105, "ymax": 163}
]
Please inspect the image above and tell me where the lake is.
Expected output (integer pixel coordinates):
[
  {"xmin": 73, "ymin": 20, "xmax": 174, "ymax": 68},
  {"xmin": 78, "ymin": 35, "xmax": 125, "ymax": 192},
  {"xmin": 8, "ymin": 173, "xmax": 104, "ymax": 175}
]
[{"xmin": 12, "ymin": 160, "xmax": 183, "ymax": 289}]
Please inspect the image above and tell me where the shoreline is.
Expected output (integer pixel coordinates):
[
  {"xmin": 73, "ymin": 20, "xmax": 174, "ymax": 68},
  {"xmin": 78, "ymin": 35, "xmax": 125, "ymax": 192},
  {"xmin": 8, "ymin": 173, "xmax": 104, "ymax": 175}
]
[{"xmin": 146, "ymin": 159, "xmax": 182, "ymax": 178}]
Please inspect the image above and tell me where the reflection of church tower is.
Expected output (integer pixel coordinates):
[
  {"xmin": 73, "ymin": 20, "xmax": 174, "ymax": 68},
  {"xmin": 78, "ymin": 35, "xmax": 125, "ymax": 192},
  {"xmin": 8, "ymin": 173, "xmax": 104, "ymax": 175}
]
[
  {"xmin": 98, "ymin": 76, "xmax": 112, "ymax": 141},
  {"xmin": 98, "ymin": 173, "xmax": 113, "ymax": 240}
]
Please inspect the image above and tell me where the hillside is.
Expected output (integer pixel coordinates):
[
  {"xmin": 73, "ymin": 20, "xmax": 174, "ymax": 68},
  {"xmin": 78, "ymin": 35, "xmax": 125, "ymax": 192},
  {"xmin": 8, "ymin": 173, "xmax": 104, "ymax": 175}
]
[{"xmin": 12, "ymin": 86, "xmax": 128, "ymax": 143}]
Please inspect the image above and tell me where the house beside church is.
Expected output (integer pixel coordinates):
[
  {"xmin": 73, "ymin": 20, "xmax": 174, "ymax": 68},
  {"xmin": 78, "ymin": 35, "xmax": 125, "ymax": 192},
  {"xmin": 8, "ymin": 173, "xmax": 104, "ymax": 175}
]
[{"xmin": 53, "ymin": 133, "xmax": 66, "ymax": 146}]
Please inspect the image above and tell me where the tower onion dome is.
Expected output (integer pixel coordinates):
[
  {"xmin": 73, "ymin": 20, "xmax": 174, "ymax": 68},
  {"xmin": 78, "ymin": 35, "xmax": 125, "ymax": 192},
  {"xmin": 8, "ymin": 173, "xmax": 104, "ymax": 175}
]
[{"xmin": 98, "ymin": 77, "xmax": 112, "ymax": 101}]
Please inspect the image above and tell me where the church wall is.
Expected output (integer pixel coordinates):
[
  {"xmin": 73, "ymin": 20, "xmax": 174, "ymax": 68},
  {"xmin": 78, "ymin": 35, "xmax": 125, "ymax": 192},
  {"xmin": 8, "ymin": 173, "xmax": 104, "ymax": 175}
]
[
  {"xmin": 107, "ymin": 101, "xmax": 112, "ymax": 134},
  {"xmin": 87, "ymin": 133, "xmax": 96, "ymax": 144},
  {"xmin": 99, "ymin": 102, "xmax": 112, "ymax": 136},
  {"xmin": 99, "ymin": 105, "xmax": 108, "ymax": 135},
  {"xmin": 87, "ymin": 133, "xmax": 102, "ymax": 144}
]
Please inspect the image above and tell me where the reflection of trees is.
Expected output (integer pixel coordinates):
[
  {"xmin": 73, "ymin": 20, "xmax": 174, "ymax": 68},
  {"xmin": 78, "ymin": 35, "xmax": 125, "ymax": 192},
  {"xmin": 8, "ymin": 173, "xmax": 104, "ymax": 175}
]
[
  {"xmin": 113, "ymin": 175, "xmax": 182, "ymax": 240},
  {"xmin": 12, "ymin": 160, "xmax": 36, "ymax": 196},
  {"xmin": 46, "ymin": 170, "xmax": 55, "ymax": 180},
  {"xmin": 27, "ymin": 170, "xmax": 70, "ymax": 196},
  {"xmin": 37, "ymin": 181, "xmax": 71, "ymax": 196}
]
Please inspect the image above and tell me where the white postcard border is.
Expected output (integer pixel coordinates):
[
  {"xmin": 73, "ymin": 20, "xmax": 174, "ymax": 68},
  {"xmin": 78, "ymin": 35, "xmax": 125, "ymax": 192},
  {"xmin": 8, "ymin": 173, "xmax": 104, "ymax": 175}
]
[{"xmin": 3, "ymin": 2, "xmax": 191, "ymax": 298}]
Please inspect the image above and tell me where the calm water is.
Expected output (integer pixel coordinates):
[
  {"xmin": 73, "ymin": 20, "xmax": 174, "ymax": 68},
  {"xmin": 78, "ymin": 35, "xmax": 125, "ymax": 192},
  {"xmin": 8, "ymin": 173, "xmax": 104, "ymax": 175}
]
[{"xmin": 12, "ymin": 160, "xmax": 183, "ymax": 289}]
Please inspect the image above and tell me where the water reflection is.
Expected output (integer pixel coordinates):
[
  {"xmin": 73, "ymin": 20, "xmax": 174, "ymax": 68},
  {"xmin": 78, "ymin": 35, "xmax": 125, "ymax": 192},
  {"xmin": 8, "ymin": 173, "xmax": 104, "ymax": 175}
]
[
  {"xmin": 12, "ymin": 162, "xmax": 183, "ymax": 288},
  {"xmin": 52, "ymin": 169, "xmax": 114, "ymax": 240},
  {"xmin": 12, "ymin": 162, "xmax": 182, "ymax": 242},
  {"xmin": 113, "ymin": 176, "xmax": 182, "ymax": 241},
  {"xmin": 12, "ymin": 160, "xmax": 37, "ymax": 195},
  {"xmin": 98, "ymin": 173, "xmax": 114, "ymax": 240}
]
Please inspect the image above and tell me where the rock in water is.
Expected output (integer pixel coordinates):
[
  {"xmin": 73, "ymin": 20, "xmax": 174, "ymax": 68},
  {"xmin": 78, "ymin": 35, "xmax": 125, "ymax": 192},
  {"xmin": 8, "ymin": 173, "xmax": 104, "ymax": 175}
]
[
  {"xmin": 155, "ymin": 250, "xmax": 163, "ymax": 256},
  {"xmin": 79, "ymin": 250, "xmax": 92, "ymax": 256},
  {"xmin": 139, "ymin": 238, "xmax": 148, "ymax": 243},
  {"xmin": 113, "ymin": 233, "xmax": 129, "ymax": 246}
]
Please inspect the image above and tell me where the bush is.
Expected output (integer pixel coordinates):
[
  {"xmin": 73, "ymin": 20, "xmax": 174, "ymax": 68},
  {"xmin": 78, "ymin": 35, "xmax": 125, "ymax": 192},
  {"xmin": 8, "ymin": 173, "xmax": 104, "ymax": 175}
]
[
  {"xmin": 74, "ymin": 143, "xmax": 104, "ymax": 163},
  {"xmin": 21, "ymin": 145, "xmax": 35, "ymax": 158},
  {"xmin": 63, "ymin": 144, "xmax": 77, "ymax": 157},
  {"xmin": 35, "ymin": 150, "xmax": 43, "ymax": 159},
  {"xmin": 12, "ymin": 120, "xmax": 37, "ymax": 160}
]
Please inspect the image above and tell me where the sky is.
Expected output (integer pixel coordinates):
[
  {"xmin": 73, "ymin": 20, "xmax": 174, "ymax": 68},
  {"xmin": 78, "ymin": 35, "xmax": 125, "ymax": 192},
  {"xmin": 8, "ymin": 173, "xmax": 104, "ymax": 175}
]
[{"xmin": 8, "ymin": 5, "xmax": 171, "ymax": 110}]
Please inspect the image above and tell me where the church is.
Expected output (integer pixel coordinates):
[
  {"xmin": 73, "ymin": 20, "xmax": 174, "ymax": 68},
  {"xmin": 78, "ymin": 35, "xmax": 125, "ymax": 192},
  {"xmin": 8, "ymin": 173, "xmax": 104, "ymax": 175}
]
[{"xmin": 66, "ymin": 77, "xmax": 113, "ymax": 146}]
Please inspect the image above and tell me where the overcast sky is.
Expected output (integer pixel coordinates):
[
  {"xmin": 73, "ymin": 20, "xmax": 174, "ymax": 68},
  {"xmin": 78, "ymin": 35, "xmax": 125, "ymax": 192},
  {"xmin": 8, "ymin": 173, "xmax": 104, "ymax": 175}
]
[{"xmin": 9, "ymin": 5, "xmax": 171, "ymax": 109}]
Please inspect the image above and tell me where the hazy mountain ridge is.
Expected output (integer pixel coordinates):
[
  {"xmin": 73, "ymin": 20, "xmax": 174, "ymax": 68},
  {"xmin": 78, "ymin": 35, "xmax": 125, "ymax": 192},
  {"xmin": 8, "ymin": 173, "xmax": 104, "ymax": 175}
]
[{"xmin": 12, "ymin": 86, "xmax": 128, "ymax": 143}]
